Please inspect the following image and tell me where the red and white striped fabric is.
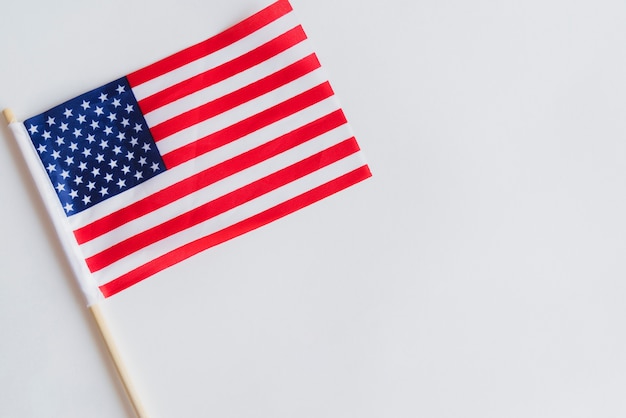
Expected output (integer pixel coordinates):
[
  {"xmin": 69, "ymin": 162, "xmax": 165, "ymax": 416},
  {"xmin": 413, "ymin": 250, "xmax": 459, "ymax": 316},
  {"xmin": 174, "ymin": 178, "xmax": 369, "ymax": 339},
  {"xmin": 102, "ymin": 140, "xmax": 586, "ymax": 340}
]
[{"xmin": 12, "ymin": 0, "xmax": 371, "ymax": 304}]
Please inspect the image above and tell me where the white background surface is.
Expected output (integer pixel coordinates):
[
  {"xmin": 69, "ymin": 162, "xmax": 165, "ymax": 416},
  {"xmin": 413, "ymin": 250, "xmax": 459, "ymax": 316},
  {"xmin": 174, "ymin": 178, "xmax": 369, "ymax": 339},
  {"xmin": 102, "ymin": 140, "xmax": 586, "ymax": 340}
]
[{"xmin": 2, "ymin": 0, "xmax": 626, "ymax": 417}]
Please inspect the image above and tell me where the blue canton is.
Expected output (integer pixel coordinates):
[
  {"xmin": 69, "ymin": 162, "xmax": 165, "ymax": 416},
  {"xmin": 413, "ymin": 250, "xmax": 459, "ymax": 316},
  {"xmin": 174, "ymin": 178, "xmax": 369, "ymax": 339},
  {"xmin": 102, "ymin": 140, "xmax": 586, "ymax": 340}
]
[{"xmin": 25, "ymin": 77, "xmax": 166, "ymax": 216}]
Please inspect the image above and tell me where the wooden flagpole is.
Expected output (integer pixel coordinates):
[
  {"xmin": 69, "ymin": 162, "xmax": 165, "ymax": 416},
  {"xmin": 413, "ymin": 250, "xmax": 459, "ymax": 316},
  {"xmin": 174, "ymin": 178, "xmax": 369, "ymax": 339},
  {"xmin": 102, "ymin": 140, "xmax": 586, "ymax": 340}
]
[
  {"xmin": 3, "ymin": 108, "xmax": 148, "ymax": 418},
  {"xmin": 3, "ymin": 108, "xmax": 16, "ymax": 124},
  {"xmin": 89, "ymin": 304, "xmax": 149, "ymax": 418}
]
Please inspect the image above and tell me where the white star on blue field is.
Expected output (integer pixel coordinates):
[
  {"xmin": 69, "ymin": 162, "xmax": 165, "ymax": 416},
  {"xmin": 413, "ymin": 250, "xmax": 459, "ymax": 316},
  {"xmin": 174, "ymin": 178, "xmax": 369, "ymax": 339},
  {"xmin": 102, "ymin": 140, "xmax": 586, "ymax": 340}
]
[{"xmin": 25, "ymin": 78, "xmax": 166, "ymax": 215}]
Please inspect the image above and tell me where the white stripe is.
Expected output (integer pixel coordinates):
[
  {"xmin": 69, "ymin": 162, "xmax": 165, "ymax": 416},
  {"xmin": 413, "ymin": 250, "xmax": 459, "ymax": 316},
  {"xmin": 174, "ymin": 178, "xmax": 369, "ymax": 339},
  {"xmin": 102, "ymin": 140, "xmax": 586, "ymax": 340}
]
[
  {"xmin": 79, "ymin": 123, "xmax": 354, "ymax": 258},
  {"xmin": 67, "ymin": 95, "xmax": 342, "ymax": 231},
  {"xmin": 142, "ymin": 40, "xmax": 314, "ymax": 127},
  {"xmin": 131, "ymin": 12, "xmax": 300, "ymax": 99},
  {"xmin": 92, "ymin": 151, "xmax": 367, "ymax": 286},
  {"xmin": 155, "ymin": 67, "xmax": 327, "ymax": 154}
]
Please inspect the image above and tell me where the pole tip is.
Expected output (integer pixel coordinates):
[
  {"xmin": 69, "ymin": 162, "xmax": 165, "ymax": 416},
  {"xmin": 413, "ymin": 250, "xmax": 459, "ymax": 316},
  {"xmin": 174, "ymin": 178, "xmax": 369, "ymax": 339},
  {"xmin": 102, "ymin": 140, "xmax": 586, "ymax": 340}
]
[{"xmin": 3, "ymin": 108, "xmax": 16, "ymax": 124}]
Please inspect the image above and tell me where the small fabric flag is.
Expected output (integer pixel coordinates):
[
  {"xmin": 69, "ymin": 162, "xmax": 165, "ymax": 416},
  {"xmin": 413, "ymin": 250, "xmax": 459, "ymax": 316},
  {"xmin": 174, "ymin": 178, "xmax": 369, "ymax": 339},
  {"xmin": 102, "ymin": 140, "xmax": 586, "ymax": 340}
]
[{"xmin": 10, "ymin": 0, "xmax": 371, "ymax": 304}]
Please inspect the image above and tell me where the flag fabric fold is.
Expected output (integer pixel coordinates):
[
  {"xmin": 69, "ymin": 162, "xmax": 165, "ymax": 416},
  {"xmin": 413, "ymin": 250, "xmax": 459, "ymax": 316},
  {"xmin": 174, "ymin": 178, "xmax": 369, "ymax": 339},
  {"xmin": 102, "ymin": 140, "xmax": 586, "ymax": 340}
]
[{"xmin": 13, "ymin": 0, "xmax": 371, "ymax": 304}]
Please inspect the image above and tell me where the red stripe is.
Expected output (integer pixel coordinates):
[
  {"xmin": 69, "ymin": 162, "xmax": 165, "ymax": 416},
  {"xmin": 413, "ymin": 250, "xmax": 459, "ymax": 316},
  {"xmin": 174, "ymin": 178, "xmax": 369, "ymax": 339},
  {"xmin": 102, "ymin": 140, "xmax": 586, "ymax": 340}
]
[
  {"xmin": 149, "ymin": 51, "xmax": 320, "ymax": 141},
  {"xmin": 86, "ymin": 137, "xmax": 360, "ymax": 272},
  {"xmin": 127, "ymin": 0, "xmax": 293, "ymax": 87},
  {"xmin": 73, "ymin": 102, "xmax": 343, "ymax": 246},
  {"xmin": 139, "ymin": 25, "xmax": 308, "ymax": 115},
  {"xmin": 163, "ymin": 81, "xmax": 335, "ymax": 168},
  {"xmin": 99, "ymin": 164, "xmax": 372, "ymax": 298}
]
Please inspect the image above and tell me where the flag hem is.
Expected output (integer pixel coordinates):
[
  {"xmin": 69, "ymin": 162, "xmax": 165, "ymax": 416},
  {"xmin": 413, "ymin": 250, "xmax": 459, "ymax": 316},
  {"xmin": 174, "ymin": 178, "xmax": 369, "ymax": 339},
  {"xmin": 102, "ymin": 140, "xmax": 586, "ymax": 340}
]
[{"xmin": 9, "ymin": 121, "xmax": 103, "ymax": 305}]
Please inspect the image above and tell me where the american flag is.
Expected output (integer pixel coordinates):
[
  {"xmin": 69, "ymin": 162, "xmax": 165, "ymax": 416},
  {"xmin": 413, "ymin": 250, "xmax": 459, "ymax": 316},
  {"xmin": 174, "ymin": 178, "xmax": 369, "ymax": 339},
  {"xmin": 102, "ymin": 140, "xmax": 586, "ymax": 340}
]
[{"xmin": 22, "ymin": 0, "xmax": 371, "ymax": 302}]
